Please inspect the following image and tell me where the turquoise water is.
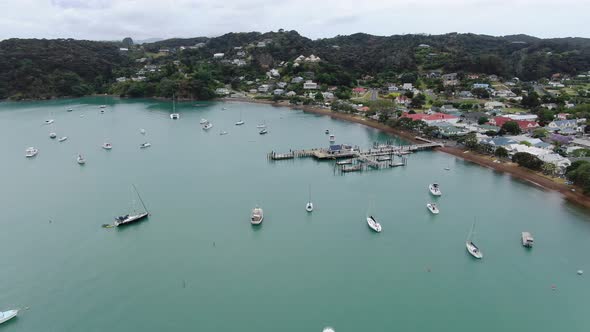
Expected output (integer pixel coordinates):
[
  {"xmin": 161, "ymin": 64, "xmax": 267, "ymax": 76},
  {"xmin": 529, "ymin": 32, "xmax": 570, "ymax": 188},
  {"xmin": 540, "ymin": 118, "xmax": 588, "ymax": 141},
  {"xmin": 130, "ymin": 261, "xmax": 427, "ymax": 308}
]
[{"xmin": 0, "ymin": 97, "xmax": 589, "ymax": 332}]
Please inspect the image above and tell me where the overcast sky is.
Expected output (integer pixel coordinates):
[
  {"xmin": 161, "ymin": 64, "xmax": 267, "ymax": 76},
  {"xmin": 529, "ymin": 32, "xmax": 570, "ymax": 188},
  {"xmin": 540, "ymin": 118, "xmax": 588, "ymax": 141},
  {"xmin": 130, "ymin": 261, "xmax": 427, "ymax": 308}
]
[{"xmin": 0, "ymin": 0, "xmax": 587, "ymax": 41}]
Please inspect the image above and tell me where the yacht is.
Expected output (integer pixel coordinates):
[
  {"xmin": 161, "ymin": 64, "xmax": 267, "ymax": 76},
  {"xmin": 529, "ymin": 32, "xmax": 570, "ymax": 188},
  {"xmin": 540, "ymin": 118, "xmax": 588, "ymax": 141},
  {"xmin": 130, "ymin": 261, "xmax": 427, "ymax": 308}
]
[
  {"xmin": 112, "ymin": 185, "xmax": 150, "ymax": 227},
  {"xmin": 376, "ymin": 156, "xmax": 392, "ymax": 162},
  {"xmin": 99, "ymin": 105, "xmax": 106, "ymax": 109},
  {"xmin": 49, "ymin": 132, "xmax": 57, "ymax": 139},
  {"xmin": 44, "ymin": 119, "xmax": 54, "ymax": 125},
  {"xmin": 521, "ymin": 232, "xmax": 534, "ymax": 248},
  {"xmin": 251, "ymin": 206, "xmax": 264, "ymax": 225},
  {"xmin": 306, "ymin": 185, "xmax": 313, "ymax": 212},
  {"xmin": 0, "ymin": 309, "xmax": 18, "ymax": 325},
  {"xmin": 466, "ymin": 221, "xmax": 483, "ymax": 259},
  {"xmin": 329, "ymin": 134, "xmax": 335, "ymax": 143},
  {"xmin": 25, "ymin": 147, "xmax": 38, "ymax": 157},
  {"xmin": 58, "ymin": 136, "xmax": 68, "ymax": 142},
  {"xmin": 67, "ymin": 108, "xmax": 73, "ymax": 112},
  {"xmin": 170, "ymin": 94, "xmax": 179, "ymax": 119},
  {"xmin": 429, "ymin": 183, "xmax": 442, "ymax": 196},
  {"xmin": 102, "ymin": 142, "xmax": 112, "ymax": 150},
  {"xmin": 140, "ymin": 142, "xmax": 151, "ymax": 149},
  {"xmin": 336, "ymin": 159, "xmax": 353, "ymax": 165},
  {"xmin": 366, "ymin": 215, "xmax": 382, "ymax": 233},
  {"xmin": 259, "ymin": 128, "xmax": 268, "ymax": 135},
  {"xmin": 200, "ymin": 119, "xmax": 208, "ymax": 124},
  {"xmin": 77, "ymin": 154, "xmax": 86, "ymax": 165},
  {"xmin": 219, "ymin": 131, "xmax": 228, "ymax": 135},
  {"xmin": 426, "ymin": 203, "xmax": 439, "ymax": 214},
  {"xmin": 235, "ymin": 111, "xmax": 245, "ymax": 125},
  {"xmin": 203, "ymin": 122, "xmax": 213, "ymax": 130}
]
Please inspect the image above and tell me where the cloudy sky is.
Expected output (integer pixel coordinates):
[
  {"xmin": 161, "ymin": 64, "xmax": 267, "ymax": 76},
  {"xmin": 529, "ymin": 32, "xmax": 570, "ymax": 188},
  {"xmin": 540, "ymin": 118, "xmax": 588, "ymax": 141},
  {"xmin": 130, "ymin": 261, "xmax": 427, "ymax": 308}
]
[{"xmin": 0, "ymin": 0, "xmax": 587, "ymax": 41}]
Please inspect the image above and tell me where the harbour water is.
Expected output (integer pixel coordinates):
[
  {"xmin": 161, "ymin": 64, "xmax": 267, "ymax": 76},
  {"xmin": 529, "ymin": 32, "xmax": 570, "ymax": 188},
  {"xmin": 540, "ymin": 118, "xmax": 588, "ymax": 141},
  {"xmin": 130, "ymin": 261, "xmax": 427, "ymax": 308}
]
[{"xmin": 0, "ymin": 97, "xmax": 589, "ymax": 332}]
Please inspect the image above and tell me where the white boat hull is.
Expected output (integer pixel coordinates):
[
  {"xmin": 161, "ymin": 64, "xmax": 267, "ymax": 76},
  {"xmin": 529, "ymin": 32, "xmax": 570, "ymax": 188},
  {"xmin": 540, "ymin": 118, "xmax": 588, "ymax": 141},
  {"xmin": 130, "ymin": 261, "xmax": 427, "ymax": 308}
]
[
  {"xmin": 429, "ymin": 184, "xmax": 442, "ymax": 196},
  {"xmin": 251, "ymin": 208, "xmax": 264, "ymax": 225},
  {"xmin": 466, "ymin": 241, "xmax": 483, "ymax": 259},
  {"xmin": 235, "ymin": 121, "xmax": 245, "ymax": 126},
  {"xmin": 306, "ymin": 202, "xmax": 313, "ymax": 212},
  {"xmin": 200, "ymin": 119, "xmax": 208, "ymax": 124},
  {"xmin": 170, "ymin": 113, "xmax": 180, "ymax": 119},
  {"xmin": 114, "ymin": 212, "xmax": 149, "ymax": 226},
  {"xmin": 367, "ymin": 216, "xmax": 382, "ymax": 232},
  {"xmin": 427, "ymin": 204, "xmax": 439, "ymax": 214},
  {"xmin": 140, "ymin": 143, "xmax": 151, "ymax": 148},
  {"xmin": 58, "ymin": 137, "xmax": 68, "ymax": 142},
  {"xmin": 0, "ymin": 309, "xmax": 18, "ymax": 324}
]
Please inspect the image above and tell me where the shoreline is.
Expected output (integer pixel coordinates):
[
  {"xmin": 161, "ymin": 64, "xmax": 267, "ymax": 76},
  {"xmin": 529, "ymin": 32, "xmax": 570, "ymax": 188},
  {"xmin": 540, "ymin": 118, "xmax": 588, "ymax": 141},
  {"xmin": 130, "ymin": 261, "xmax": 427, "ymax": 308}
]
[{"xmin": 221, "ymin": 97, "xmax": 590, "ymax": 210}]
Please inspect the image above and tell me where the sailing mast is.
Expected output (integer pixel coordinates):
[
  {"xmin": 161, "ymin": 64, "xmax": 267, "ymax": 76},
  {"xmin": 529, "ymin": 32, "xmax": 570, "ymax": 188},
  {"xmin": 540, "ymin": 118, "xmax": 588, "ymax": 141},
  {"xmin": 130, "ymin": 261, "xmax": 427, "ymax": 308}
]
[{"xmin": 132, "ymin": 184, "xmax": 149, "ymax": 215}]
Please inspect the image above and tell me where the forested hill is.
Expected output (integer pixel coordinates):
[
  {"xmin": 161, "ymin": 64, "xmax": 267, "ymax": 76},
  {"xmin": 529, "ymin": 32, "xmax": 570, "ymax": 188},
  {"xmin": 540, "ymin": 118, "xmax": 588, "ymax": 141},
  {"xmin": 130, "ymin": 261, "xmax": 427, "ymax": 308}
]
[
  {"xmin": 0, "ymin": 38, "xmax": 129, "ymax": 99},
  {"xmin": 1, "ymin": 31, "xmax": 589, "ymax": 100}
]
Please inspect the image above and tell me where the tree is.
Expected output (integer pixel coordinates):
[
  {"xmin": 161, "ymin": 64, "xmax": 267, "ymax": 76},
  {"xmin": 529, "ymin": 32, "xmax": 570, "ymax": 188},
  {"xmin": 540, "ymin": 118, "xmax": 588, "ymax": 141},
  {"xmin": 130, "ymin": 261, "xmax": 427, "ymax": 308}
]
[
  {"xmin": 519, "ymin": 141, "xmax": 532, "ymax": 147},
  {"xmin": 463, "ymin": 132, "xmax": 479, "ymax": 149},
  {"xmin": 537, "ymin": 109, "xmax": 555, "ymax": 124},
  {"xmin": 494, "ymin": 147, "xmax": 509, "ymax": 158},
  {"xmin": 477, "ymin": 116, "xmax": 489, "ymax": 125},
  {"xmin": 471, "ymin": 87, "xmax": 490, "ymax": 99},
  {"xmin": 410, "ymin": 93, "xmax": 426, "ymax": 108},
  {"xmin": 501, "ymin": 121, "xmax": 521, "ymax": 135},
  {"xmin": 532, "ymin": 128, "xmax": 548, "ymax": 138},
  {"xmin": 566, "ymin": 161, "xmax": 590, "ymax": 194},
  {"xmin": 122, "ymin": 37, "xmax": 134, "ymax": 48},
  {"xmin": 542, "ymin": 162, "xmax": 557, "ymax": 175},
  {"xmin": 314, "ymin": 91, "xmax": 324, "ymax": 101},
  {"xmin": 512, "ymin": 152, "xmax": 543, "ymax": 171},
  {"xmin": 521, "ymin": 92, "xmax": 541, "ymax": 108},
  {"xmin": 572, "ymin": 149, "xmax": 590, "ymax": 157}
]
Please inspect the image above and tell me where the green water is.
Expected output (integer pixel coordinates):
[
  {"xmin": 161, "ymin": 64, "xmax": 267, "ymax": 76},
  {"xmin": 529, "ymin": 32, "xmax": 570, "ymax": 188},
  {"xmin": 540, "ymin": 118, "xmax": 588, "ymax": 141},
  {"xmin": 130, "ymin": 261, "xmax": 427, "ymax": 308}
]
[{"xmin": 0, "ymin": 97, "xmax": 589, "ymax": 332}]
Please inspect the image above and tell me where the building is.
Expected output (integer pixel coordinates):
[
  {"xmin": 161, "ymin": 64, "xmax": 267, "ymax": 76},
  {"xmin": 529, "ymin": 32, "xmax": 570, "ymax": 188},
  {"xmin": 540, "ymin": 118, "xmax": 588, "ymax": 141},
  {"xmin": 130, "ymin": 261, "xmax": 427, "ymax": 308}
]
[
  {"xmin": 291, "ymin": 77, "xmax": 304, "ymax": 84},
  {"xmin": 473, "ymin": 83, "xmax": 490, "ymax": 89},
  {"xmin": 258, "ymin": 84, "xmax": 270, "ymax": 93},
  {"xmin": 213, "ymin": 53, "xmax": 224, "ymax": 59},
  {"xmin": 273, "ymin": 89, "xmax": 285, "ymax": 95},
  {"xmin": 402, "ymin": 83, "xmax": 413, "ymax": 90},
  {"xmin": 116, "ymin": 77, "xmax": 127, "ymax": 83},
  {"xmin": 488, "ymin": 117, "xmax": 539, "ymax": 132},
  {"xmin": 402, "ymin": 113, "xmax": 459, "ymax": 125},
  {"xmin": 303, "ymin": 81, "xmax": 318, "ymax": 90},
  {"xmin": 484, "ymin": 101, "xmax": 505, "ymax": 110},
  {"xmin": 286, "ymin": 91, "xmax": 297, "ymax": 97}
]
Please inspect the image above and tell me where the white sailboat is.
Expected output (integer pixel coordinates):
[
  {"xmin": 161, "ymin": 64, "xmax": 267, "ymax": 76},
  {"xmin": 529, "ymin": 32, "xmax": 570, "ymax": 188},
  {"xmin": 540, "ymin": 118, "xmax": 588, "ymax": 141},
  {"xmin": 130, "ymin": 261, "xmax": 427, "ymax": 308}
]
[
  {"xmin": 429, "ymin": 183, "xmax": 442, "ymax": 196},
  {"xmin": 305, "ymin": 185, "xmax": 313, "ymax": 212},
  {"xmin": 140, "ymin": 142, "xmax": 151, "ymax": 148},
  {"xmin": 49, "ymin": 132, "xmax": 57, "ymax": 139},
  {"xmin": 25, "ymin": 147, "xmax": 38, "ymax": 157},
  {"xmin": 219, "ymin": 131, "xmax": 228, "ymax": 135},
  {"xmin": 77, "ymin": 154, "xmax": 86, "ymax": 165},
  {"xmin": 111, "ymin": 185, "xmax": 149, "ymax": 227},
  {"xmin": 203, "ymin": 122, "xmax": 213, "ymax": 130},
  {"xmin": 102, "ymin": 142, "xmax": 112, "ymax": 150},
  {"xmin": 235, "ymin": 111, "xmax": 245, "ymax": 125},
  {"xmin": 466, "ymin": 221, "xmax": 483, "ymax": 259},
  {"xmin": 170, "ymin": 94, "xmax": 179, "ymax": 119},
  {"xmin": 0, "ymin": 309, "xmax": 18, "ymax": 324},
  {"xmin": 200, "ymin": 118, "xmax": 208, "ymax": 124},
  {"xmin": 251, "ymin": 206, "xmax": 264, "ymax": 225},
  {"xmin": 366, "ymin": 201, "xmax": 382, "ymax": 232},
  {"xmin": 426, "ymin": 203, "xmax": 439, "ymax": 214},
  {"xmin": 58, "ymin": 136, "xmax": 68, "ymax": 142}
]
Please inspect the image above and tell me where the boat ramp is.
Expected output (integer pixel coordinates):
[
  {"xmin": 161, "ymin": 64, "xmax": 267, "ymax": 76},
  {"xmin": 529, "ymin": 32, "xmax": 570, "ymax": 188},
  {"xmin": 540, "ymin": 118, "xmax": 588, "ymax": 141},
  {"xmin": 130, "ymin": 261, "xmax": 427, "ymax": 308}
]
[{"xmin": 267, "ymin": 137, "xmax": 441, "ymax": 174}]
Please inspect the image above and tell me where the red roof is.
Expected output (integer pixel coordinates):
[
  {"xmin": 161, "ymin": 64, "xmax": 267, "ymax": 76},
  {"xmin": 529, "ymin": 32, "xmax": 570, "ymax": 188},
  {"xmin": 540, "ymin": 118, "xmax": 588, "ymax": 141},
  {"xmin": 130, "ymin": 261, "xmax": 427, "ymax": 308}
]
[
  {"xmin": 352, "ymin": 87, "xmax": 367, "ymax": 93},
  {"xmin": 489, "ymin": 117, "xmax": 539, "ymax": 131},
  {"xmin": 402, "ymin": 113, "xmax": 458, "ymax": 121}
]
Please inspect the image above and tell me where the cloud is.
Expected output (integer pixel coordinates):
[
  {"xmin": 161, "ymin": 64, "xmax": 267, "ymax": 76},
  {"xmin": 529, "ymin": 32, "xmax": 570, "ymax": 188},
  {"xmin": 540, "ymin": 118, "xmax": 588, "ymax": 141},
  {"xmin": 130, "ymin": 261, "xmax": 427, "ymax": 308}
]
[{"xmin": 0, "ymin": 0, "xmax": 587, "ymax": 41}]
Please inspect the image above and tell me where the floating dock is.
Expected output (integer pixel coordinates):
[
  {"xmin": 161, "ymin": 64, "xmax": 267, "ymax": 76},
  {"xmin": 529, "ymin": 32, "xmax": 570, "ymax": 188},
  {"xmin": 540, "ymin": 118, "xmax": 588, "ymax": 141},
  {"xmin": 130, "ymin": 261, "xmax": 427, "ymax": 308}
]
[{"xmin": 268, "ymin": 137, "xmax": 439, "ymax": 174}]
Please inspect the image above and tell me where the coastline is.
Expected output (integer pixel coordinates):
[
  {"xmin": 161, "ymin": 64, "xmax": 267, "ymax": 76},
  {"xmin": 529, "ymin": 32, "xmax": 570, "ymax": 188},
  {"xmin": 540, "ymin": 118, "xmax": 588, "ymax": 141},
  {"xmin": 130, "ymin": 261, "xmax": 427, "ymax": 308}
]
[{"xmin": 222, "ymin": 97, "xmax": 590, "ymax": 210}]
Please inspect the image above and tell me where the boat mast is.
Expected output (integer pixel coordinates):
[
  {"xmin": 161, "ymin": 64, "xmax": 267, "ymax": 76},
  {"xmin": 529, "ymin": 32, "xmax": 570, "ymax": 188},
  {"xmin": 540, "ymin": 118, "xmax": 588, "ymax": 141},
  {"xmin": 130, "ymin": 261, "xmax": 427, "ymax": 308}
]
[
  {"xmin": 172, "ymin": 93, "xmax": 176, "ymax": 113},
  {"xmin": 132, "ymin": 184, "xmax": 149, "ymax": 215},
  {"xmin": 308, "ymin": 184, "xmax": 312, "ymax": 202}
]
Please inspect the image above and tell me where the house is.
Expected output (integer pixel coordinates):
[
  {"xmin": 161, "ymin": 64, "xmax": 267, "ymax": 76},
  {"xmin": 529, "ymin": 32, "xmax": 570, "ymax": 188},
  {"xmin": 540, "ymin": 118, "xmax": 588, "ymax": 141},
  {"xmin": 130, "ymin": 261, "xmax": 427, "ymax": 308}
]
[
  {"xmin": 388, "ymin": 85, "xmax": 399, "ymax": 92},
  {"xmin": 402, "ymin": 83, "xmax": 413, "ymax": 90},
  {"xmin": 505, "ymin": 114, "xmax": 538, "ymax": 121},
  {"xmin": 215, "ymin": 88, "xmax": 230, "ymax": 96},
  {"xmin": 273, "ymin": 89, "xmax": 285, "ymax": 95},
  {"xmin": 548, "ymin": 81, "xmax": 565, "ymax": 88},
  {"xmin": 442, "ymin": 73, "xmax": 459, "ymax": 86},
  {"xmin": 352, "ymin": 87, "xmax": 367, "ymax": 95},
  {"xmin": 358, "ymin": 106, "xmax": 370, "ymax": 112},
  {"xmin": 431, "ymin": 122, "xmax": 468, "ymax": 137},
  {"xmin": 480, "ymin": 137, "xmax": 518, "ymax": 149},
  {"xmin": 158, "ymin": 48, "xmax": 170, "ymax": 54},
  {"xmin": 131, "ymin": 76, "xmax": 146, "ymax": 82},
  {"xmin": 484, "ymin": 101, "xmax": 505, "ymax": 110},
  {"xmin": 116, "ymin": 77, "xmax": 127, "ymax": 83},
  {"xmin": 402, "ymin": 113, "xmax": 459, "ymax": 125},
  {"xmin": 541, "ymin": 103, "xmax": 558, "ymax": 110},
  {"xmin": 249, "ymin": 89, "xmax": 258, "ymax": 94},
  {"xmin": 291, "ymin": 76, "xmax": 304, "ymax": 84},
  {"xmin": 488, "ymin": 75, "xmax": 499, "ymax": 81},
  {"xmin": 277, "ymin": 82, "xmax": 287, "ymax": 89},
  {"xmin": 213, "ymin": 53, "xmax": 224, "ymax": 59},
  {"xmin": 232, "ymin": 59, "xmax": 247, "ymax": 66},
  {"xmin": 236, "ymin": 51, "xmax": 246, "ymax": 57},
  {"xmin": 256, "ymin": 41, "xmax": 267, "ymax": 48},
  {"xmin": 119, "ymin": 48, "xmax": 129, "ymax": 52},
  {"xmin": 286, "ymin": 91, "xmax": 297, "ymax": 97},
  {"xmin": 322, "ymin": 92, "xmax": 335, "ymax": 100},
  {"xmin": 547, "ymin": 119, "xmax": 584, "ymax": 133},
  {"xmin": 557, "ymin": 113, "xmax": 569, "ymax": 120},
  {"xmin": 473, "ymin": 83, "xmax": 490, "ymax": 89},
  {"xmin": 305, "ymin": 54, "xmax": 321, "ymax": 63},
  {"xmin": 258, "ymin": 84, "xmax": 270, "ymax": 93},
  {"xmin": 489, "ymin": 117, "xmax": 539, "ymax": 132},
  {"xmin": 538, "ymin": 154, "xmax": 571, "ymax": 172},
  {"xmin": 458, "ymin": 91, "xmax": 474, "ymax": 98},
  {"xmin": 467, "ymin": 74, "xmax": 480, "ymax": 80},
  {"xmin": 395, "ymin": 95, "xmax": 411, "ymax": 106},
  {"xmin": 303, "ymin": 81, "xmax": 318, "ymax": 90},
  {"xmin": 418, "ymin": 44, "xmax": 430, "ymax": 48},
  {"xmin": 267, "ymin": 69, "xmax": 280, "ymax": 78}
]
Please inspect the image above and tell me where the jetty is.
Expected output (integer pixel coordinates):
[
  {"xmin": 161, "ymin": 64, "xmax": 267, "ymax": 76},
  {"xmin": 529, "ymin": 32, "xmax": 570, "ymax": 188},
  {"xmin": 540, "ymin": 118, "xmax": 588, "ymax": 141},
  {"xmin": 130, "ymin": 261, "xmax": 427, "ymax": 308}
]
[{"xmin": 267, "ymin": 137, "xmax": 440, "ymax": 174}]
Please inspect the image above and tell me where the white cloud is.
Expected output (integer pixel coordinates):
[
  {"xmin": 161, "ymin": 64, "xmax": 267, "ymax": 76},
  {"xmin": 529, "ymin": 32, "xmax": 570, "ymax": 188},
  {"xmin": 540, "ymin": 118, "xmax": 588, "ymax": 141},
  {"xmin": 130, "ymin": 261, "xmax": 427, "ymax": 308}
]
[{"xmin": 0, "ymin": 0, "xmax": 587, "ymax": 41}]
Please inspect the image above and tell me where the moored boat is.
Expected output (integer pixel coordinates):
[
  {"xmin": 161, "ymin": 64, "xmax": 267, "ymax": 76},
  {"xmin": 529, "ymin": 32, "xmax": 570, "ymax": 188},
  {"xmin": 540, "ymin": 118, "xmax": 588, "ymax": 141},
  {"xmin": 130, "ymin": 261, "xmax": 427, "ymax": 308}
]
[
  {"xmin": 112, "ymin": 185, "xmax": 150, "ymax": 227},
  {"xmin": 25, "ymin": 147, "xmax": 38, "ymax": 157},
  {"xmin": 58, "ymin": 136, "xmax": 68, "ymax": 142},
  {"xmin": 251, "ymin": 206, "xmax": 264, "ymax": 225},
  {"xmin": 203, "ymin": 122, "xmax": 213, "ymax": 130},
  {"xmin": 376, "ymin": 156, "xmax": 391, "ymax": 162},
  {"xmin": 140, "ymin": 128, "xmax": 146, "ymax": 135},
  {"xmin": 325, "ymin": 129, "xmax": 330, "ymax": 134},
  {"xmin": 521, "ymin": 232, "xmax": 534, "ymax": 248},
  {"xmin": 102, "ymin": 142, "xmax": 112, "ymax": 150},
  {"xmin": 259, "ymin": 128, "xmax": 268, "ymax": 135},
  {"xmin": 170, "ymin": 94, "xmax": 179, "ymax": 119},
  {"xmin": 0, "ymin": 309, "xmax": 18, "ymax": 325},
  {"xmin": 44, "ymin": 119, "xmax": 54, "ymax": 125},
  {"xmin": 77, "ymin": 154, "xmax": 86, "ymax": 165},
  {"xmin": 466, "ymin": 221, "xmax": 483, "ymax": 259},
  {"xmin": 306, "ymin": 185, "xmax": 314, "ymax": 212},
  {"xmin": 329, "ymin": 134, "xmax": 335, "ymax": 143},
  {"xmin": 366, "ymin": 216, "xmax": 382, "ymax": 233},
  {"xmin": 336, "ymin": 159, "xmax": 353, "ymax": 165},
  {"xmin": 427, "ymin": 203, "xmax": 439, "ymax": 214},
  {"xmin": 429, "ymin": 183, "xmax": 442, "ymax": 196},
  {"xmin": 235, "ymin": 111, "xmax": 245, "ymax": 125},
  {"xmin": 49, "ymin": 132, "xmax": 57, "ymax": 139},
  {"xmin": 99, "ymin": 105, "xmax": 106, "ymax": 109},
  {"xmin": 200, "ymin": 118, "xmax": 208, "ymax": 124},
  {"xmin": 140, "ymin": 142, "xmax": 151, "ymax": 149},
  {"xmin": 219, "ymin": 131, "xmax": 228, "ymax": 135}
]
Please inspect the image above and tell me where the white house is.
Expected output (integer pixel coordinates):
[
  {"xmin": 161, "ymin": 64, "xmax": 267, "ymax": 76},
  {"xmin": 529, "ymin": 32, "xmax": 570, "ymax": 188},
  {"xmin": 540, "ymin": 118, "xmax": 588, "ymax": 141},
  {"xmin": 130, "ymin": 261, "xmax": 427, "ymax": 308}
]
[
  {"xmin": 322, "ymin": 92, "xmax": 335, "ymax": 100},
  {"xmin": 277, "ymin": 82, "xmax": 288, "ymax": 89},
  {"xmin": 213, "ymin": 53, "xmax": 225, "ymax": 59},
  {"xmin": 303, "ymin": 81, "xmax": 318, "ymax": 90},
  {"xmin": 484, "ymin": 101, "xmax": 505, "ymax": 110},
  {"xmin": 402, "ymin": 83, "xmax": 413, "ymax": 90},
  {"xmin": 505, "ymin": 114, "xmax": 538, "ymax": 121},
  {"xmin": 258, "ymin": 85, "xmax": 270, "ymax": 93},
  {"xmin": 286, "ymin": 91, "xmax": 297, "ymax": 97},
  {"xmin": 215, "ymin": 88, "xmax": 230, "ymax": 95},
  {"xmin": 273, "ymin": 89, "xmax": 285, "ymax": 95},
  {"xmin": 291, "ymin": 76, "xmax": 304, "ymax": 84}
]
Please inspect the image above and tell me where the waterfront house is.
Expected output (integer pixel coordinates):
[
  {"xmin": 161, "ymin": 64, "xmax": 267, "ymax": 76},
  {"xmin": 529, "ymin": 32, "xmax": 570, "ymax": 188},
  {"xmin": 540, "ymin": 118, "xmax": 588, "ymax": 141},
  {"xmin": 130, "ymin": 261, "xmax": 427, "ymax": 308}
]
[
  {"xmin": 489, "ymin": 117, "xmax": 539, "ymax": 132},
  {"xmin": 291, "ymin": 77, "xmax": 304, "ymax": 84},
  {"xmin": 322, "ymin": 92, "xmax": 335, "ymax": 100},
  {"xmin": 258, "ymin": 84, "xmax": 270, "ymax": 93},
  {"xmin": 402, "ymin": 83, "xmax": 413, "ymax": 90},
  {"xmin": 547, "ymin": 119, "xmax": 581, "ymax": 133},
  {"xmin": 273, "ymin": 89, "xmax": 285, "ymax": 96},
  {"xmin": 480, "ymin": 137, "xmax": 518, "ymax": 149},
  {"xmin": 303, "ymin": 81, "xmax": 318, "ymax": 90},
  {"xmin": 538, "ymin": 154, "xmax": 571, "ymax": 173},
  {"xmin": 215, "ymin": 88, "xmax": 230, "ymax": 96},
  {"xmin": 286, "ymin": 91, "xmax": 297, "ymax": 97}
]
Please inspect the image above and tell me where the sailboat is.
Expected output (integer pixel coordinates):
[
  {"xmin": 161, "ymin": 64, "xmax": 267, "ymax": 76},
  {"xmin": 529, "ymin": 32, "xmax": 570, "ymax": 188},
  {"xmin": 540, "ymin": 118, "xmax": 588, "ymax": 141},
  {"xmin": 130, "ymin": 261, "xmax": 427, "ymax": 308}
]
[
  {"xmin": 366, "ymin": 201, "xmax": 382, "ymax": 232},
  {"xmin": 170, "ymin": 94, "xmax": 179, "ymax": 119},
  {"xmin": 466, "ymin": 220, "xmax": 483, "ymax": 259},
  {"xmin": 77, "ymin": 154, "xmax": 86, "ymax": 165},
  {"xmin": 202, "ymin": 122, "xmax": 213, "ymax": 130},
  {"xmin": 112, "ymin": 185, "xmax": 150, "ymax": 227},
  {"xmin": 0, "ymin": 309, "xmax": 18, "ymax": 324},
  {"xmin": 235, "ymin": 111, "xmax": 245, "ymax": 125},
  {"xmin": 305, "ymin": 185, "xmax": 314, "ymax": 212}
]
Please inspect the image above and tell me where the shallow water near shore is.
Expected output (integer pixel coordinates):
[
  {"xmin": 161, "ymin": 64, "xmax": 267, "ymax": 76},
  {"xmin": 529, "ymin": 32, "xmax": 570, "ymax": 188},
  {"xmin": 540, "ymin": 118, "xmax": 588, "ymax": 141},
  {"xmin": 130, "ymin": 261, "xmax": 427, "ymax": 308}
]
[{"xmin": 1, "ymin": 96, "xmax": 589, "ymax": 332}]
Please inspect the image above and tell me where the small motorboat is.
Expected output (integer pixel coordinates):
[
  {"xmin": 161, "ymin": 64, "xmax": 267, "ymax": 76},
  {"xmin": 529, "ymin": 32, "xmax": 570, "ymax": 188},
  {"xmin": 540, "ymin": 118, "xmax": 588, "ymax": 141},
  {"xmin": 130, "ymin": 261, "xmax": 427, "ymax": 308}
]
[
  {"xmin": 427, "ymin": 203, "xmax": 439, "ymax": 214},
  {"xmin": 25, "ymin": 147, "xmax": 38, "ymax": 157},
  {"xmin": 325, "ymin": 129, "xmax": 330, "ymax": 134},
  {"xmin": 49, "ymin": 132, "xmax": 57, "ymax": 139},
  {"xmin": 102, "ymin": 143, "xmax": 112, "ymax": 150},
  {"xmin": 140, "ymin": 128, "xmax": 146, "ymax": 135},
  {"xmin": 200, "ymin": 118, "xmax": 208, "ymax": 124},
  {"xmin": 44, "ymin": 119, "xmax": 54, "ymax": 125},
  {"xmin": 429, "ymin": 183, "xmax": 442, "ymax": 196},
  {"xmin": 0, "ymin": 309, "xmax": 18, "ymax": 325},
  {"xmin": 140, "ymin": 142, "xmax": 151, "ymax": 149},
  {"xmin": 306, "ymin": 202, "xmax": 313, "ymax": 212},
  {"xmin": 376, "ymin": 156, "xmax": 392, "ymax": 162},
  {"xmin": 259, "ymin": 128, "xmax": 268, "ymax": 135},
  {"xmin": 203, "ymin": 122, "xmax": 213, "ymax": 130},
  {"xmin": 67, "ymin": 108, "xmax": 73, "ymax": 112},
  {"xmin": 521, "ymin": 232, "xmax": 534, "ymax": 248},
  {"xmin": 77, "ymin": 154, "xmax": 86, "ymax": 165},
  {"xmin": 58, "ymin": 136, "xmax": 68, "ymax": 142},
  {"xmin": 170, "ymin": 113, "xmax": 180, "ymax": 120},
  {"xmin": 100, "ymin": 109, "xmax": 105, "ymax": 114},
  {"xmin": 329, "ymin": 134, "xmax": 335, "ymax": 143},
  {"xmin": 235, "ymin": 120, "xmax": 245, "ymax": 126},
  {"xmin": 366, "ymin": 215, "xmax": 382, "ymax": 233},
  {"xmin": 251, "ymin": 206, "xmax": 264, "ymax": 225},
  {"xmin": 336, "ymin": 159, "xmax": 353, "ymax": 165},
  {"xmin": 444, "ymin": 167, "xmax": 451, "ymax": 171},
  {"xmin": 222, "ymin": 107, "xmax": 227, "ymax": 110},
  {"xmin": 219, "ymin": 131, "xmax": 228, "ymax": 135},
  {"xmin": 99, "ymin": 105, "xmax": 106, "ymax": 109}
]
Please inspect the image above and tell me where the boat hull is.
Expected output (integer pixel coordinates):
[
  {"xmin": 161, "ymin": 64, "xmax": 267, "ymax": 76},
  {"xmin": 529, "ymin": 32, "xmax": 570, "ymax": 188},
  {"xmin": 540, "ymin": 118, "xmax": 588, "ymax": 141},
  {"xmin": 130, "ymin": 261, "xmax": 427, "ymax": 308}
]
[
  {"xmin": 0, "ymin": 310, "xmax": 18, "ymax": 324},
  {"xmin": 367, "ymin": 217, "xmax": 382, "ymax": 232},
  {"xmin": 306, "ymin": 202, "xmax": 313, "ymax": 212},
  {"xmin": 429, "ymin": 184, "xmax": 442, "ymax": 196},
  {"xmin": 427, "ymin": 204, "xmax": 439, "ymax": 214},
  {"xmin": 114, "ymin": 212, "xmax": 149, "ymax": 227},
  {"xmin": 466, "ymin": 241, "xmax": 483, "ymax": 259}
]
